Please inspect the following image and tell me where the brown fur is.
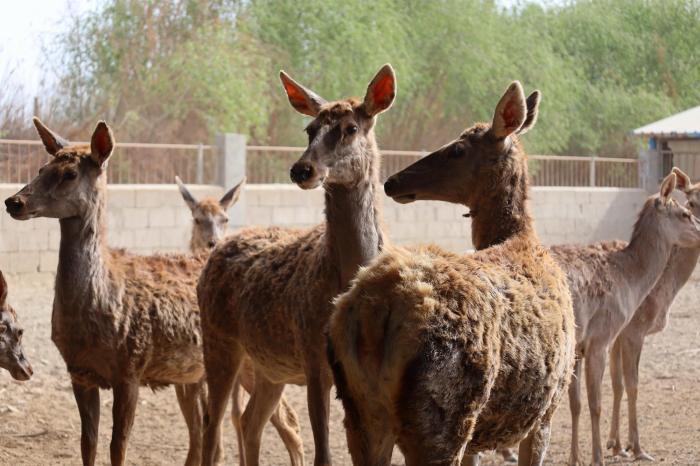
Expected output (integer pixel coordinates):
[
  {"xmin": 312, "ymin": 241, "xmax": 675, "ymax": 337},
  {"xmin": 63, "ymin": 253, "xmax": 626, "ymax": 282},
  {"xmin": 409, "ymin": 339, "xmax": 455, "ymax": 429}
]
[
  {"xmin": 6, "ymin": 120, "xmax": 213, "ymax": 466},
  {"xmin": 0, "ymin": 271, "xmax": 33, "ymax": 381},
  {"xmin": 547, "ymin": 173, "xmax": 700, "ymax": 466},
  {"xmin": 327, "ymin": 82, "xmax": 575, "ymax": 466},
  {"xmin": 198, "ymin": 66, "xmax": 396, "ymax": 466}
]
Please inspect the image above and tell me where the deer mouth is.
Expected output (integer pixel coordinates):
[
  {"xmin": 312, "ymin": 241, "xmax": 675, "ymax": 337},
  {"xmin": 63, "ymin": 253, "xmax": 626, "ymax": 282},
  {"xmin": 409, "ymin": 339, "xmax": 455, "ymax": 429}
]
[{"xmin": 391, "ymin": 193, "xmax": 417, "ymax": 204}]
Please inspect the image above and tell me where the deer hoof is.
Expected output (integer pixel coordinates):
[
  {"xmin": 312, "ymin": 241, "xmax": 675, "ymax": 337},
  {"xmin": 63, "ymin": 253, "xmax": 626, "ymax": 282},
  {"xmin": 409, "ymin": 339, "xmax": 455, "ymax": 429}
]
[
  {"xmin": 605, "ymin": 439, "xmax": 629, "ymax": 457},
  {"xmin": 633, "ymin": 450, "xmax": 655, "ymax": 462}
]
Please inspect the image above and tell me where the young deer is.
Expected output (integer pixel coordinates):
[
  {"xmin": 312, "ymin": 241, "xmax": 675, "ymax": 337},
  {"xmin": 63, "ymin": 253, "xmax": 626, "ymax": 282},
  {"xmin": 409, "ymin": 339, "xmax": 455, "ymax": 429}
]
[
  {"xmin": 0, "ymin": 271, "xmax": 33, "ymax": 381},
  {"xmin": 605, "ymin": 167, "xmax": 700, "ymax": 462},
  {"xmin": 176, "ymin": 176, "xmax": 306, "ymax": 465},
  {"xmin": 327, "ymin": 82, "xmax": 576, "ymax": 466},
  {"xmin": 5, "ymin": 119, "xmax": 214, "ymax": 466},
  {"xmin": 549, "ymin": 172, "xmax": 700, "ymax": 466},
  {"xmin": 198, "ymin": 65, "xmax": 395, "ymax": 466}
]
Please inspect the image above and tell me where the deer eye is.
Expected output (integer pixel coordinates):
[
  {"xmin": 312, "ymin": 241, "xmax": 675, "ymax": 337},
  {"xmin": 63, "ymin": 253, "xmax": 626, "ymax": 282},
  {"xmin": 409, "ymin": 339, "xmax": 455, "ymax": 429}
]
[
  {"xmin": 221, "ymin": 217, "xmax": 229, "ymax": 224},
  {"xmin": 345, "ymin": 125, "xmax": 358, "ymax": 136},
  {"xmin": 63, "ymin": 170, "xmax": 78, "ymax": 181},
  {"xmin": 194, "ymin": 219, "xmax": 202, "ymax": 225}
]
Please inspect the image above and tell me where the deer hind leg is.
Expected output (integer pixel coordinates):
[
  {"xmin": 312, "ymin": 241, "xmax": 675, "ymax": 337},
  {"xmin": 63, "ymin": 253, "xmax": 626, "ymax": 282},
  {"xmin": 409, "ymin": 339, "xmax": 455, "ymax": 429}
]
[
  {"xmin": 518, "ymin": 421, "xmax": 551, "ymax": 466},
  {"xmin": 230, "ymin": 377, "xmax": 247, "ymax": 465},
  {"xmin": 175, "ymin": 382, "xmax": 206, "ymax": 466},
  {"xmin": 72, "ymin": 382, "xmax": 100, "ymax": 466},
  {"xmin": 621, "ymin": 335, "xmax": 653, "ymax": 462},
  {"xmin": 567, "ymin": 357, "xmax": 583, "ymax": 465},
  {"xmin": 240, "ymin": 371, "xmax": 286, "ymax": 466},
  {"xmin": 499, "ymin": 447, "xmax": 518, "ymax": 463},
  {"xmin": 110, "ymin": 381, "xmax": 139, "ymax": 466},
  {"xmin": 202, "ymin": 339, "xmax": 245, "ymax": 466},
  {"xmin": 606, "ymin": 338, "xmax": 628, "ymax": 458}
]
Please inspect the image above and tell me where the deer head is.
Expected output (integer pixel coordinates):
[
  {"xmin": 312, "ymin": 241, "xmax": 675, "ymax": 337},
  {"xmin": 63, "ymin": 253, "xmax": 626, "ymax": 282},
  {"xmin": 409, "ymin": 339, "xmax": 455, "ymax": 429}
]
[
  {"xmin": 672, "ymin": 167, "xmax": 700, "ymax": 218},
  {"xmin": 643, "ymin": 172, "xmax": 700, "ymax": 249},
  {"xmin": 175, "ymin": 176, "xmax": 245, "ymax": 251},
  {"xmin": 384, "ymin": 81, "xmax": 538, "ymax": 208},
  {"xmin": 0, "ymin": 272, "xmax": 32, "ymax": 381},
  {"xmin": 280, "ymin": 64, "xmax": 396, "ymax": 189},
  {"xmin": 5, "ymin": 118, "xmax": 114, "ymax": 221}
]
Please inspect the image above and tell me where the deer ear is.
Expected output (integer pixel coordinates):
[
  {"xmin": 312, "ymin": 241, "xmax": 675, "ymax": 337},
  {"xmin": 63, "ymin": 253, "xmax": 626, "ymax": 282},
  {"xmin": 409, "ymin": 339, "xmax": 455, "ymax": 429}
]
[
  {"xmin": 672, "ymin": 167, "xmax": 692, "ymax": 193},
  {"xmin": 660, "ymin": 172, "xmax": 677, "ymax": 204},
  {"xmin": 33, "ymin": 117, "xmax": 69, "ymax": 156},
  {"xmin": 220, "ymin": 177, "xmax": 246, "ymax": 210},
  {"xmin": 279, "ymin": 71, "xmax": 326, "ymax": 117},
  {"xmin": 175, "ymin": 176, "xmax": 198, "ymax": 211},
  {"xmin": 363, "ymin": 64, "xmax": 396, "ymax": 117},
  {"xmin": 90, "ymin": 121, "xmax": 114, "ymax": 168},
  {"xmin": 516, "ymin": 91, "xmax": 541, "ymax": 135},
  {"xmin": 0, "ymin": 271, "xmax": 7, "ymax": 305},
  {"xmin": 491, "ymin": 81, "xmax": 527, "ymax": 139}
]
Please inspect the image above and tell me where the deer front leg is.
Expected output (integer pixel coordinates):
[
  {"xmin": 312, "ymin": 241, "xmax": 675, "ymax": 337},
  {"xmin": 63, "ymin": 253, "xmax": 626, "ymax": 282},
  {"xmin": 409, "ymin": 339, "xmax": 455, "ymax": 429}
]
[
  {"xmin": 307, "ymin": 369, "xmax": 333, "ymax": 466},
  {"xmin": 72, "ymin": 382, "xmax": 100, "ymax": 466},
  {"xmin": 567, "ymin": 358, "xmax": 583, "ymax": 466},
  {"xmin": 606, "ymin": 338, "xmax": 628, "ymax": 458},
  {"xmin": 241, "ymin": 372, "xmax": 286, "ymax": 466},
  {"xmin": 270, "ymin": 396, "xmax": 305, "ymax": 466},
  {"xmin": 110, "ymin": 381, "xmax": 139, "ymax": 466},
  {"xmin": 621, "ymin": 334, "xmax": 654, "ymax": 462},
  {"xmin": 585, "ymin": 344, "xmax": 608, "ymax": 466},
  {"xmin": 518, "ymin": 422, "xmax": 551, "ymax": 466},
  {"xmin": 175, "ymin": 382, "xmax": 205, "ymax": 466}
]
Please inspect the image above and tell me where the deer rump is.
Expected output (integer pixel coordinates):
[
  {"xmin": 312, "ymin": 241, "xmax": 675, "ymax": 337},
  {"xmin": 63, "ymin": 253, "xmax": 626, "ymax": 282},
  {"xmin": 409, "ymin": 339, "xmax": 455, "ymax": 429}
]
[{"xmin": 330, "ymin": 244, "xmax": 574, "ymax": 454}]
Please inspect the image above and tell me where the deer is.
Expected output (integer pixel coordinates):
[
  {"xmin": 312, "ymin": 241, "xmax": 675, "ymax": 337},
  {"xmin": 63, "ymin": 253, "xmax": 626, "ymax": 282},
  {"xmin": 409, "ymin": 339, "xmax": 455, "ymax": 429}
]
[
  {"xmin": 176, "ymin": 176, "xmax": 306, "ymax": 465},
  {"xmin": 0, "ymin": 271, "xmax": 33, "ymax": 381},
  {"xmin": 5, "ymin": 118, "xmax": 223, "ymax": 466},
  {"xmin": 548, "ymin": 171, "xmax": 700, "ymax": 466},
  {"xmin": 604, "ymin": 167, "xmax": 700, "ymax": 462},
  {"xmin": 327, "ymin": 81, "xmax": 576, "ymax": 466},
  {"xmin": 197, "ymin": 64, "xmax": 396, "ymax": 466}
]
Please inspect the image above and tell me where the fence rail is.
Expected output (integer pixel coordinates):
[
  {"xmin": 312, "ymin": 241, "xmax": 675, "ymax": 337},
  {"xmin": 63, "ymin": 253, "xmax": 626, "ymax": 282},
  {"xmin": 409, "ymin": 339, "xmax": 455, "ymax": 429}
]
[{"xmin": 0, "ymin": 138, "xmax": 639, "ymax": 188}]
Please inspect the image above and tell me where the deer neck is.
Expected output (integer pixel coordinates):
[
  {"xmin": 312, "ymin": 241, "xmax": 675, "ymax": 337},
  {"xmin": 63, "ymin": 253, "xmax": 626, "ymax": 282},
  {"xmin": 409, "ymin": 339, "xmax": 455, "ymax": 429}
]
[
  {"xmin": 619, "ymin": 213, "xmax": 677, "ymax": 307},
  {"xmin": 324, "ymin": 144, "xmax": 384, "ymax": 288},
  {"xmin": 469, "ymin": 175, "xmax": 534, "ymax": 250},
  {"xmin": 645, "ymin": 245, "xmax": 700, "ymax": 311},
  {"xmin": 55, "ymin": 184, "xmax": 112, "ymax": 309}
]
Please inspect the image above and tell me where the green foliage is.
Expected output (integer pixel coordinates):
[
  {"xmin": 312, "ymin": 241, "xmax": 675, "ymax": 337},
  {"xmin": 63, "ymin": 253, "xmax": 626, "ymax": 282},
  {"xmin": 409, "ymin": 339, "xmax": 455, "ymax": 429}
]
[{"xmin": 47, "ymin": 0, "xmax": 700, "ymax": 156}]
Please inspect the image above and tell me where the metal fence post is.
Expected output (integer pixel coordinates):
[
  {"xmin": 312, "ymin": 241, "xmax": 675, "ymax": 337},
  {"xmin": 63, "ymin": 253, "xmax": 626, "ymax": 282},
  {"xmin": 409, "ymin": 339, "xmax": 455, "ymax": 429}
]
[
  {"xmin": 216, "ymin": 133, "xmax": 247, "ymax": 227},
  {"xmin": 589, "ymin": 155, "xmax": 596, "ymax": 187},
  {"xmin": 196, "ymin": 144, "xmax": 204, "ymax": 184}
]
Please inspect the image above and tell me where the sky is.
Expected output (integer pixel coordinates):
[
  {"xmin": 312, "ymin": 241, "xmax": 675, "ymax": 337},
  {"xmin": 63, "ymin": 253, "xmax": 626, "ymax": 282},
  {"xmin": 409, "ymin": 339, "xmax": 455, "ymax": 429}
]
[{"xmin": 0, "ymin": 0, "xmax": 558, "ymax": 107}]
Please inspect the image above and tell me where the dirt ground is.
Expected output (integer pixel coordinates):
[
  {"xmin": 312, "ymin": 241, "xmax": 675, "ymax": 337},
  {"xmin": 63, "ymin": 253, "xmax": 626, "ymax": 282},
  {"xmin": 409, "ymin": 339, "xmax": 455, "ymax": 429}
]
[{"xmin": 0, "ymin": 273, "xmax": 698, "ymax": 466}]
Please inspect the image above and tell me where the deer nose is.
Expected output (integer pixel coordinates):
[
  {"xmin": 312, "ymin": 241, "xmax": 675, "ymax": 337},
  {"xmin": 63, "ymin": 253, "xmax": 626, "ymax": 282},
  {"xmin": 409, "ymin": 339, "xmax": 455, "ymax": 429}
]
[
  {"xmin": 4, "ymin": 196, "xmax": 24, "ymax": 214},
  {"xmin": 384, "ymin": 176, "xmax": 399, "ymax": 196},
  {"xmin": 290, "ymin": 162, "xmax": 314, "ymax": 184}
]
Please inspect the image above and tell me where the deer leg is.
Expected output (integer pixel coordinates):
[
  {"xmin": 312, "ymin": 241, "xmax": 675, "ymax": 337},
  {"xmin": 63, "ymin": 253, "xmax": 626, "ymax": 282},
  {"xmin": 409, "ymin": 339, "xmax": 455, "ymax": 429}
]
[
  {"xmin": 518, "ymin": 421, "xmax": 551, "ymax": 466},
  {"xmin": 269, "ymin": 396, "xmax": 305, "ymax": 466},
  {"xmin": 110, "ymin": 381, "xmax": 139, "ymax": 466},
  {"xmin": 240, "ymin": 373, "xmax": 286, "ymax": 466},
  {"xmin": 499, "ymin": 447, "xmax": 518, "ymax": 463},
  {"xmin": 606, "ymin": 338, "xmax": 628, "ymax": 457},
  {"xmin": 230, "ymin": 376, "xmax": 247, "ymax": 466},
  {"xmin": 567, "ymin": 357, "xmax": 583, "ymax": 466},
  {"xmin": 202, "ymin": 340, "xmax": 244, "ymax": 466},
  {"xmin": 461, "ymin": 454, "xmax": 480, "ymax": 466},
  {"xmin": 175, "ymin": 382, "xmax": 205, "ymax": 466},
  {"xmin": 72, "ymin": 382, "xmax": 100, "ymax": 466},
  {"xmin": 621, "ymin": 335, "xmax": 653, "ymax": 462},
  {"xmin": 307, "ymin": 370, "xmax": 333, "ymax": 466},
  {"xmin": 585, "ymin": 344, "xmax": 608, "ymax": 466}
]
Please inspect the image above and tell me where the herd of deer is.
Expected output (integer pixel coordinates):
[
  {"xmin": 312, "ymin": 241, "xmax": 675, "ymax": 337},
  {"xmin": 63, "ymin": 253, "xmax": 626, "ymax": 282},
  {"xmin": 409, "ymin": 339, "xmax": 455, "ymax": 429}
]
[{"xmin": 0, "ymin": 64, "xmax": 698, "ymax": 466}]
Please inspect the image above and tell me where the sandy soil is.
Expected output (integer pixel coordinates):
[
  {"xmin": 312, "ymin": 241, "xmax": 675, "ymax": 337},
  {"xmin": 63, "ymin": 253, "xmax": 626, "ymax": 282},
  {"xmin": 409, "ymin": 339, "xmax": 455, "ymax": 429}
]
[{"xmin": 0, "ymin": 273, "xmax": 698, "ymax": 465}]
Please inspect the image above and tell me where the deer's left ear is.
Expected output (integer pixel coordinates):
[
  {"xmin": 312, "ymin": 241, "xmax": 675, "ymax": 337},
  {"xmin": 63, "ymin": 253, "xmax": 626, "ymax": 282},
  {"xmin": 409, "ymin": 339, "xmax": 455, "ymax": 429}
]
[
  {"xmin": 0, "ymin": 271, "xmax": 7, "ymax": 305},
  {"xmin": 672, "ymin": 167, "xmax": 692, "ymax": 193},
  {"xmin": 220, "ymin": 177, "xmax": 246, "ymax": 210},
  {"xmin": 491, "ymin": 81, "xmax": 527, "ymax": 139},
  {"xmin": 90, "ymin": 121, "xmax": 115, "ymax": 168},
  {"xmin": 516, "ymin": 91, "xmax": 540, "ymax": 135},
  {"xmin": 363, "ymin": 64, "xmax": 396, "ymax": 117},
  {"xmin": 660, "ymin": 172, "xmax": 677, "ymax": 204}
]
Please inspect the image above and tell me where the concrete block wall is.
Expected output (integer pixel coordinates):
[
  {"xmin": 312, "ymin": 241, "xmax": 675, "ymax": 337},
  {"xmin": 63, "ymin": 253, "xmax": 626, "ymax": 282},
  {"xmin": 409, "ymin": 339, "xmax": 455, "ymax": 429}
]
[{"xmin": 0, "ymin": 183, "xmax": 649, "ymax": 276}]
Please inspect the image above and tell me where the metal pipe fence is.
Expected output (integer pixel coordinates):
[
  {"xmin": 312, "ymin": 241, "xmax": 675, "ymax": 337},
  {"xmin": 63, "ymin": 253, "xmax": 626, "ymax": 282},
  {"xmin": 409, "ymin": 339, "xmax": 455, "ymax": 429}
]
[
  {"xmin": 0, "ymin": 138, "xmax": 639, "ymax": 188},
  {"xmin": 0, "ymin": 139, "xmax": 218, "ymax": 185}
]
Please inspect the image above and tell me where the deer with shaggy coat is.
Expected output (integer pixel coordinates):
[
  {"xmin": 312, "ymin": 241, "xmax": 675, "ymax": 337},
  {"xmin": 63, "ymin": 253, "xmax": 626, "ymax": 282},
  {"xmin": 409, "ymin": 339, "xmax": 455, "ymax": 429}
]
[
  {"xmin": 4, "ymin": 119, "xmax": 223, "ymax": 466},
  {"xmin": 198, "ymin": 65, "xmax": 396, "ymax": 466},
  {"xmin": 176, "ymin": 176, "xmax": 305, "ymax": 465},
  {"xmin": 604, "ymin": 167, "xmax": 700, "ymax": 462},
  {"xmin": 0, "ymin": 271, "xmax": 33, "ymax": 381},
  {"xmin": 549, "ymin": 171, "xmax": 700, "ymax": 466},
  {"xmin": 327, "ymin": 82, "xmax": 576, "ymax": 466}
]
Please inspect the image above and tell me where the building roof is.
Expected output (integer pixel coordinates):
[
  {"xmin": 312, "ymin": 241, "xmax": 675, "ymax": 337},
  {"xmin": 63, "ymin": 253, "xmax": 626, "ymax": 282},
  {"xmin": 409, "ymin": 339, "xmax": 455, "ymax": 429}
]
[{"xmin": 633, "ymin": 106, "xmax": 700, "ymax": 138}]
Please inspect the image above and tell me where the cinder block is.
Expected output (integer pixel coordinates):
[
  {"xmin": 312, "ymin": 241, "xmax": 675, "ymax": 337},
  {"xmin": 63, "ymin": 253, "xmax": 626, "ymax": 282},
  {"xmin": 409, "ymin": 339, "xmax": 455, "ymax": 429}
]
[
  {"xmin": 110, "ymin": 230, "xmax": 134, "ymax": 249},
  {"xmin": 160, "ymin": 228, "xmax": 188, "ymax": 249},
  {"xmin": 18, "ymin": 230, "xmax": 49, "ymax": 252},
  {"xmin": 247, "ymin": 206, "xmax": 272, "ymax": 226},
  {"xmin": 130, "ymin": 228, "xmax": 161, "ymax": 249},
  {"xmin": 149, "ymin": 207, "xmax": 176, "ymax": 228},
  {"xmin": 39, "ymin": 251, "xmax": 58, "ymax": 273},
  {"xmin": 107, "ymin": 187, "xmax": 136, "ymax": 207},
  {"xmin": 48, "ymin": 230, "xmax": 61, "ymax": 251},
  {"xmin": 1, "ymin": 252, "xmax": 40, "ymax": 274},
  {"xmin": 0, "ymin": 231, "xmax": 20, "ymax": 252},
  {"xmin": 122, "ymin": 208, "xmax": 149, "ymax": 229},
  {"xmin": 272, "ymin": 206, "xmax": 297, "ymax": 225}
]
